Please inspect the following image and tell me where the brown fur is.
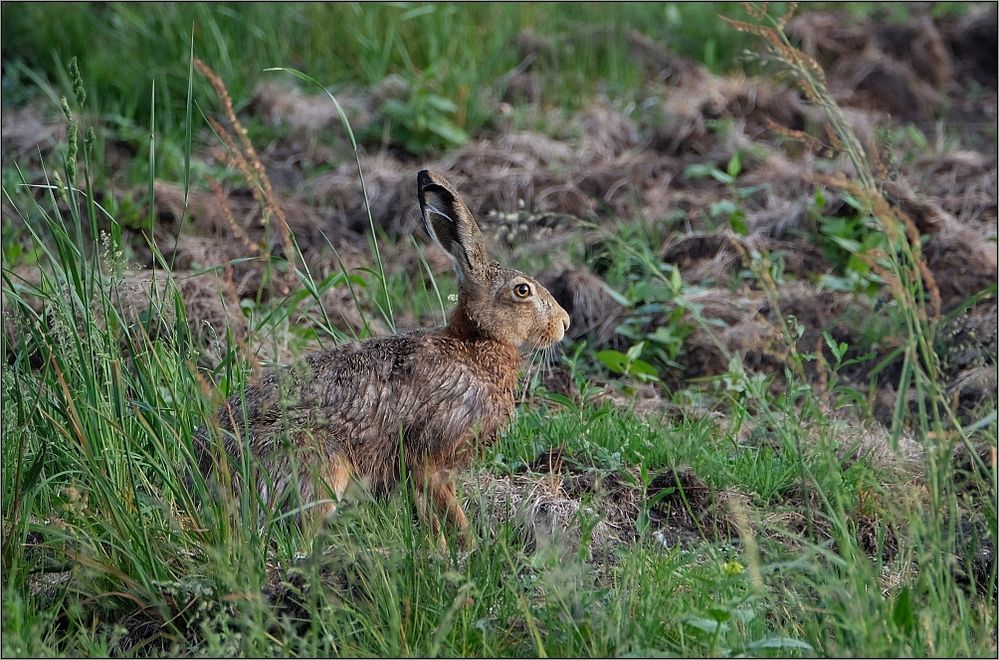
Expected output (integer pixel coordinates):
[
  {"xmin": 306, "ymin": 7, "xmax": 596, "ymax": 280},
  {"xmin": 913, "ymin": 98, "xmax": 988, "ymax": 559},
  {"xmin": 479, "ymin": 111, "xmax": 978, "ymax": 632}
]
[{"xmin": 197, "ymin": 170, "xmax": 570, "ymax": 542}]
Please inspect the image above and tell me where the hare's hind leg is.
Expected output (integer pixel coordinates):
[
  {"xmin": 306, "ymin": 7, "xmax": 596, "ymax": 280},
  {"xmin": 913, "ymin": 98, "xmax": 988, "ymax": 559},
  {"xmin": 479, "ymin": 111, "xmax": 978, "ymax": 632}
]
[{"xmin": 264, "ymin": 435, "xmax": 353, "ymax": 536}]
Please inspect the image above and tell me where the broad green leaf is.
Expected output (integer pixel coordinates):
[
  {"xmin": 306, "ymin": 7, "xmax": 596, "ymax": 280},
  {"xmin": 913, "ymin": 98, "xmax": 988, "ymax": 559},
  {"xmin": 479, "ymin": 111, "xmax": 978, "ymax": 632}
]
[
  {"xmin": 682, "ymin": 616, "xmax": 730, "ymax": 635},
  {"xmin": 710, "ymin": 199, "xmax": 740, "ymax": 218},
  {"xmin": 709, "ymin": 169, "xmax": 735, "ymax": 184},
  {"xmin": 683, "ymin": 163, "xmax": 716, "ymax": 179},
  {"xmin": 595, "ymin": 349, "xmax": 628, "ymax": 374}
]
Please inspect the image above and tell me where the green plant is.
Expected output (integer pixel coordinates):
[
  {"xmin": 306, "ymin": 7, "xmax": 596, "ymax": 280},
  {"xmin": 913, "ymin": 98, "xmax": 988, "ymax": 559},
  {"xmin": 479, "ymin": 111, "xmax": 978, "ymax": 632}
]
[
  {"xmin": 595, "ymin": 342, "xmax": 660, "ymax": 383},
  {"xmin": 810, "ymin": 188, "xmax": 887, "ymax": 296},
  {"xmin": 370, "ymin": 79, "xmax": 470, "ymax": 155},
  {"xmin": 683, "ymin": 150, "xmax": 764, "ymax": 235}
]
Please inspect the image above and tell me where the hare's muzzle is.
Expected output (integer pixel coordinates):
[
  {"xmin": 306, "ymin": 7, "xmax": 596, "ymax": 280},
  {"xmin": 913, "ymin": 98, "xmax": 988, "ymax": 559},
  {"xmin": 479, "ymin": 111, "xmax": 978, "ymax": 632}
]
[{"xmin": 555, "ymin": 307, "xmax": 570, "ymax": 341}]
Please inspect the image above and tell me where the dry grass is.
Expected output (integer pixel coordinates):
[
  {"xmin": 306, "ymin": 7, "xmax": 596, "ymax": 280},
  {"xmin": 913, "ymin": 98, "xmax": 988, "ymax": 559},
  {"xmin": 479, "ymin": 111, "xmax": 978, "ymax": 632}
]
[{"xmin": 195, "ymin": 58, "xmax": 298, "ymax": 295}]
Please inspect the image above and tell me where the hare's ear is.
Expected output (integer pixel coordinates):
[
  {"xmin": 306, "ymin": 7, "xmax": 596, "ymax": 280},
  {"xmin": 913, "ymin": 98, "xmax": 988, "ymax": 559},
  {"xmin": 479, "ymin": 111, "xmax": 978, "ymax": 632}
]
[{"xmin": 418, "ymin": 170, "xmax": 488, "ymax": 282}]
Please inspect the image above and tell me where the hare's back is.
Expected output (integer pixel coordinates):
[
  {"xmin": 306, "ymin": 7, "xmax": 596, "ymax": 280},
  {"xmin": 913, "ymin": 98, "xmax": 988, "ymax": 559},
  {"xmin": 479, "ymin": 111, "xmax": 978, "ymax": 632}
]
[
  {"xmin": 310, "ymin": 331, "xmax": 519, "ymax": 453},
  {"xmin": 213, "ymin": 332, "xmax": 421, "ymax": 433},
  {"xmin": 213, "ymin": 330, "xmax": 516, "ymax": 469}
]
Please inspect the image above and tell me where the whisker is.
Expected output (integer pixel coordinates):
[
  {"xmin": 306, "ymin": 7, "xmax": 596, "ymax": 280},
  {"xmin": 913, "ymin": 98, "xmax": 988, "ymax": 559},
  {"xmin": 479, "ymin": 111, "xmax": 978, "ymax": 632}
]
[
  {"xmin": 518, "ymin": 346, "xmax": 543, "ymax": 404},
  {"xmin": 531, "ymin": 345, "xmax": 544, "ymax": 382}
]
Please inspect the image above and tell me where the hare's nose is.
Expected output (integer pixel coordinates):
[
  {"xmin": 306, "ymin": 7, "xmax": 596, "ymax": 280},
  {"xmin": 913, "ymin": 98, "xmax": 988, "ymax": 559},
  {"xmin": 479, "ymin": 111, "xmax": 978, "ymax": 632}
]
[{"xmin": 560, "ymin": 310, "xmax": 571, "ymax": 334}]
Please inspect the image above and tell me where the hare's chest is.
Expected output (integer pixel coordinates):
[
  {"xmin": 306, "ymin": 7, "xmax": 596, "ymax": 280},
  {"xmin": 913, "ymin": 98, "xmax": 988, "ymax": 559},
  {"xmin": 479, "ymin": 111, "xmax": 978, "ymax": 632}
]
[
  {"xmin": 450, "ymin": 379, "xmax": 514, "ymax": 437},
  {"xmin": 395, "ymin": 368, "xmax": 514, "ymax": 456},
  {"xmin": 424, "ymin": 374, "xmax": 513, "ymax": 431}
]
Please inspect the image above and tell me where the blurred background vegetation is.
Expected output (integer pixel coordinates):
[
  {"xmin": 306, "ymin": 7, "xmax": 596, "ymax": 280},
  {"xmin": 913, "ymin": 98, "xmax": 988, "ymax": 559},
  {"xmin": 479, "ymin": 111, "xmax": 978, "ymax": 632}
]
[{"xmin": 5, "ymin": 2, "xmax": 970, "ymax": 141}]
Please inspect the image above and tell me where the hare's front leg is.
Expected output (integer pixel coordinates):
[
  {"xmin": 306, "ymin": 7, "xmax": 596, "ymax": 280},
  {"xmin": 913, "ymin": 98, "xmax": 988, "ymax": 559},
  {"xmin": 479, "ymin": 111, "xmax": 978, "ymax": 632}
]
[
  {"xmin": 413, "ymin": 466, "xmax": 472, "ymax": 550},
  {"xmin": 431, "ymin": 471, "xmax": 469, "ymax": 533}
]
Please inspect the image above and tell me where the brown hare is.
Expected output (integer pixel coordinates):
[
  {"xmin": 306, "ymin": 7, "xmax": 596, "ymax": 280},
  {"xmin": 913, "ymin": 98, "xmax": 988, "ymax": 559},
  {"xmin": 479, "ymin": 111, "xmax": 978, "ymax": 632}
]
[{"xmin": 196, "ymin": 170, "xmax": 570, "ymax": 544}]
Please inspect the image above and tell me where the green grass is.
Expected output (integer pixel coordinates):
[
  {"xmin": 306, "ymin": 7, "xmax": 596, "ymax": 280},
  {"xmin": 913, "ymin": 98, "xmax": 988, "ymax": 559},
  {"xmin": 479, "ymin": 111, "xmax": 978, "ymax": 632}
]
[
  {"xmin": 2, "ymin": 2, "xmax": 996, "ymax": 657},
  {"xmin": 3, "ymin": 3, "xmax": 757, "ymax": 112}
]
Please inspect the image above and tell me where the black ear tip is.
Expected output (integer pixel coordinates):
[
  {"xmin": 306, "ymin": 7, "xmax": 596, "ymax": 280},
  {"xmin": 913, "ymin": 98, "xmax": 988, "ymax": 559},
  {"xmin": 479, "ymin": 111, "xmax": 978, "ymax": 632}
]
[{"xmin": 417, "ymin": 170, "xmax": 433, "ymax": 191}]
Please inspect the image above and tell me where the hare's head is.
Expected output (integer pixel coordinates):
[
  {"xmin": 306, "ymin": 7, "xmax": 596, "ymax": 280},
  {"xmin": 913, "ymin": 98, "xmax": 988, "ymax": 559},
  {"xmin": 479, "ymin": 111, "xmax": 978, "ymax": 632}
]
[{"xmin": 418, "ymin": 170, "xmax": 570, "ymax": 349}]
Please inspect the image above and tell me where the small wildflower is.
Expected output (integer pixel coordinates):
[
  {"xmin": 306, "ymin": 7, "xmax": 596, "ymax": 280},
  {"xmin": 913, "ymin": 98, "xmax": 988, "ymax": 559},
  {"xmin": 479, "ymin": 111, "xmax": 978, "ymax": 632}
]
[{"xmin": 721, "ymin": 560, "xmax": 745, "ymax": 577}]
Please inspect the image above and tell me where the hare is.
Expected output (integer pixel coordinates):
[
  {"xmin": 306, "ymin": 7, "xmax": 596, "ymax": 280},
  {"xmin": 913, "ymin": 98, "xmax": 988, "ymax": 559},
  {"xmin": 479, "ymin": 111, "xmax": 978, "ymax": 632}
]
[{"xmin": 196, "ymin": 170, "xmax": 570, "ymax": 543}]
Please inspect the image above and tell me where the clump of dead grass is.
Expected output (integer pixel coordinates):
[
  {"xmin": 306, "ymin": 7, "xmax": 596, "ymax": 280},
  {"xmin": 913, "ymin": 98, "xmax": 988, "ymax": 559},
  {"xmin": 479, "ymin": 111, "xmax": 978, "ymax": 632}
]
[
  {"xmin": 465, "ymin": 461, "xmax": 748, "ymax": 559},
  {"xmin": 113, "ymin": 269, "xmax": 249, "ymax": 369}
]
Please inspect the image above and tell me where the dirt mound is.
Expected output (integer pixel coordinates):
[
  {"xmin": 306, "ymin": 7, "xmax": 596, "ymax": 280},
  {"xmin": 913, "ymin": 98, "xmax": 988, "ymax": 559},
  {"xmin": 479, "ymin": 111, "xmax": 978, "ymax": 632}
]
[
  {"xmin": 650, "ymin": 280, "xmax": 887, "ymax": 394},
  {"xmin": 944, "ymin": 7, "xmax": 999, "ymax": 88},
  {"xmin": 908, "ymin": 150, "xmax": 997, "ymax": 230},
  {"xmin": 676, "ymin": 287, "xmax": 777, "ymax": 378},
  {"xmin": 305, "ymin": 153, "xmax": 418, "ymax": 238},
  {"xmin": 307, "ymin": 127, "xmax": 606, "ymax": 242},
  {"xmin": 151, "ymin": 179, "xmax": 357, "ymax": 253},
  {"xmin": 1, "ymin": 102, "xmax": 65, "ymax": 161},
  {"xmin": 652, "ymin": 73, "xmax": 823, "ymax": 157},
  {"xmin": 936, "ymin": 302, "xmax": 998, "ymax": 413},
  {"xmin": 883, "ymin": 179, "xmax": 998, "ymax": 308},
  {"xmin": 661, "ymin": 231, "xmax": 827, "ymax": 284},
  {"xmin": 250, "ymin": 81, "xmax": 372, "ymax": 138},
  {"xmin": 789, "ymin": 7, "xmax": 997, "ymax": 121}
]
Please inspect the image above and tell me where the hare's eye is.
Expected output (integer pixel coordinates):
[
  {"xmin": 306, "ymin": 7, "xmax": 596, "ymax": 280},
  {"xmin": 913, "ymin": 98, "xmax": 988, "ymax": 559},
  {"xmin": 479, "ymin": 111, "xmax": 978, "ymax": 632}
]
[{"xmin": 513, "ymin": 283, "xmax": 532, "ymax": 299}]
